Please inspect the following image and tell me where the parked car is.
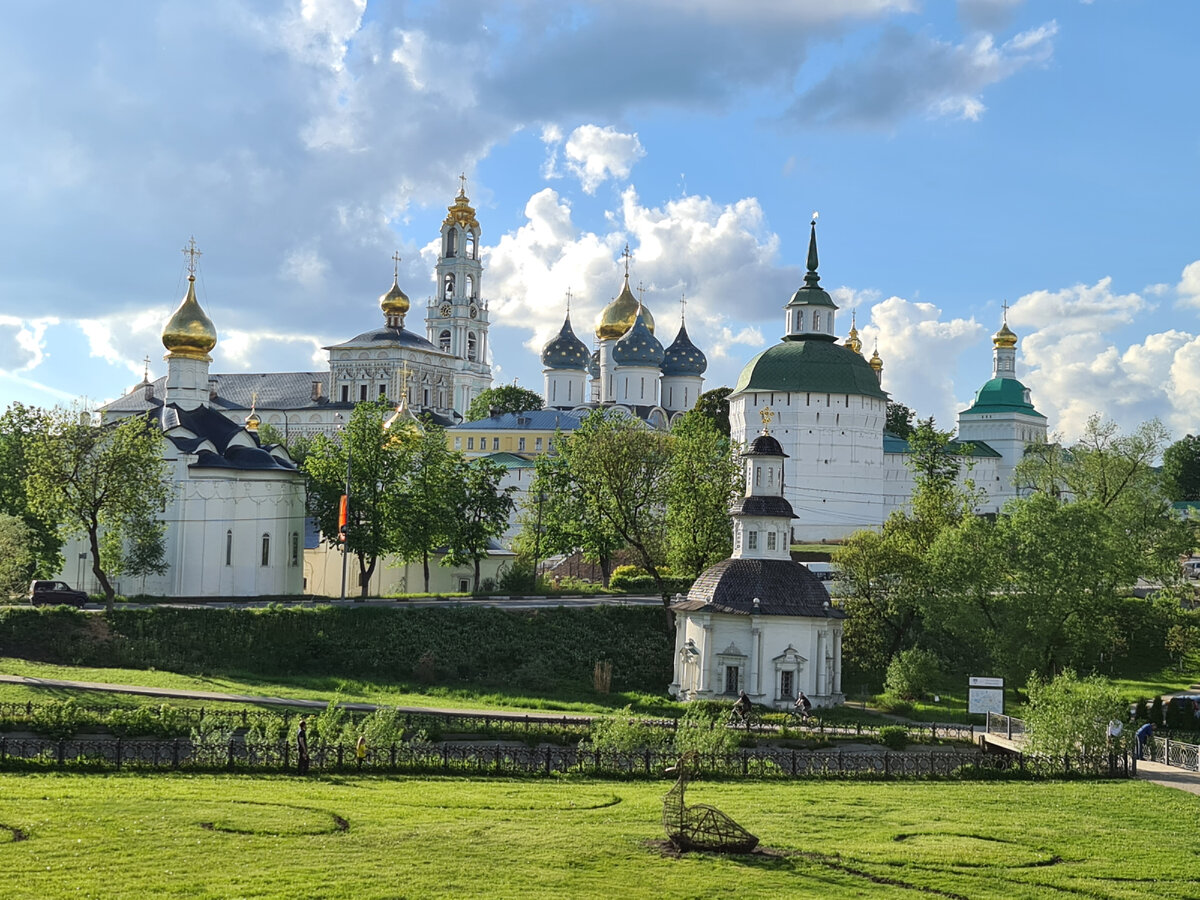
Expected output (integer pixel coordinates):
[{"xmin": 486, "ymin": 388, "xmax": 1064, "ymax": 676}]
[
  {"xmin": 28, "ymin": 580, "xmax": 89, "ymax": 608},
  {"xmin": 1183, "ymin": 560, "xmax": 1200, "ymax": 579}
]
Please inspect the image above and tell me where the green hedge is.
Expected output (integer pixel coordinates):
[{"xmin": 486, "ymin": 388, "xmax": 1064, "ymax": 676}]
[
  {"xmin": 608, "ymin": 573, "xmax": 694, "ymax": 595},
  {"xmin": 0, "ymin": 605, "xmax": 673, "ymax": 694}
]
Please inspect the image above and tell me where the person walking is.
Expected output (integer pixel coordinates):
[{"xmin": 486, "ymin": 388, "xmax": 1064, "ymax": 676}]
[
  {"xmin": 297, "ymin": 718, "xmax": 311, "ymax": 775},
  {"xmin": 1135, "ymin": 722, "xmax": 1153, "ymax": 760},
  {"xmin": 355, "ymin": 734, "xmax": 367, "ymax": 770}
]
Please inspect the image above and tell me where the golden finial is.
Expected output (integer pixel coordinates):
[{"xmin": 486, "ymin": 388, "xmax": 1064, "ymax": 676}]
[
  {"xmin": 1001, "ymin": 299, "xmax": 1009, "ymax": 324},
  {"xmin": 181, "ymin": 236, "xmax": 202, "ymax": 278},
  {"xmin": 680, "ymin": 292, "xmax": 687, "ymax": 323},
  {"xmin": 760, "ymin": 406, "xmax": 775, "ymax": 431},
  {"xmin": 244, "ymin": 391, "xmax": 260, "ymax": 432},
  {"xmin": 459, "ymin": 172, "xmax": 468, "ymax": 196},
  {"xmin": 621, "ymin": 243, "xmax": 631, "ymax": 278}
]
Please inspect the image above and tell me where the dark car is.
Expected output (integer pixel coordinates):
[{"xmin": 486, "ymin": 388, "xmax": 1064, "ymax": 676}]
[{"xmin": 29, "ymin": 580, "xmax": 89, "ymax": 608}]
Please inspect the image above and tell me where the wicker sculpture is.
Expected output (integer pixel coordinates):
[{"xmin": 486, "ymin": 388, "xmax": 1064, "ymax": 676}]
[{"xmin": 662, "ymin": 752, "xmax": 759, "ymax": 853}]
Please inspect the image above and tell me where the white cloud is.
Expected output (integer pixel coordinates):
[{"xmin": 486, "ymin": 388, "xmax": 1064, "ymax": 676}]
[
  {"xmin": 857, "ymin": 296, "xmax": 984, "ymax": 427},
  {"xmin": 563, "ymin": 125, "xmax": 646, "ymax": 194},
  {"xmin": 1177, "ymin": 260, "xmax": 1200, "ymax": 307},
  {"xmin": 0, "ymin": 316, "xmax": 56, "ymax": 374},
  {"xmin": 787, "ymin": 20, "xmax": 1056, "ymax": 127}
]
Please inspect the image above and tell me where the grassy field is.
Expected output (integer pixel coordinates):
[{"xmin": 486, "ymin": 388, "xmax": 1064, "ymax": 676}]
[{"xmin": 0, "ymin": 772, "xmax": 1194, "ymax": 899}]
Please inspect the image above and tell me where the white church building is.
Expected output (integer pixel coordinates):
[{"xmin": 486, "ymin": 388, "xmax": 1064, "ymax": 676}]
[
  {"xmin": 670, "ymin": 416, "xmax": 845, "ymax": 708},
  {"xmin": 730, "ymin": 220, "xmax": 1047, "ymax": 542}
]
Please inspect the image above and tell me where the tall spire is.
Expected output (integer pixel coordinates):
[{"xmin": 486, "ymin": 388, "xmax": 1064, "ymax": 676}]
[{"xmin": 804, "ymin": 214, "xmax": 820, "ymax": 288}]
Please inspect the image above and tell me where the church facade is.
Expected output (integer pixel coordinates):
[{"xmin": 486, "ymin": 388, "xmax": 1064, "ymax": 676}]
[{"xmin": 729, "ymin": 221, "xmax": 1046, "ymax": 542}]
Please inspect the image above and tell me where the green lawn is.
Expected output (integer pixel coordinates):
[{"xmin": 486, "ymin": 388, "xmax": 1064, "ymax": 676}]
[
  {"xmin": 0, "ymin": 772, "xmax": 1193, "ymax": 898},
  {"xmin": 0, "ymin": 657, "xmax": 677, "ymax": 717}
]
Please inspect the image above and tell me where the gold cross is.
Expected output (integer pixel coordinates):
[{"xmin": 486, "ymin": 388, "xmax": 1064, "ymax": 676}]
[
  {"xmin": 391, "ymin": 251, "xmax": 402, "ymax": 279},
  {"xmin": 459, "ymin": 172, "xmax": 468, "ymax": 195},
  {"xmin": 621, "ymin": 244, "xmax": 631, "ymax": 278},
  {"xmin": 565, "ymin": 287, "xmax": 572, "ymax": 314},
  {"xmin": 181, "ymin": 236, "xmax": 202, "ymax": 276},
  {"xmin": 760, "ymin": 406, "xmax": 775, "ymax": 427},
  {"xmin": 1001, "ymin": 299, "xmax": 1009, "ymax": 323}
]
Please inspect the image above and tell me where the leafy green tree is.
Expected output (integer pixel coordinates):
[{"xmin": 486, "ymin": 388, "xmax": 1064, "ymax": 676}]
[
  {"xmin": 1162, "ymin": 434, "xmax": 1200, "ymax": 502},
  {"xmin": 0, "ymin": 402, "xmax": 62, "ymax": 579},
  {"xmin": 99, "ymin": 512, "xmax": 168, "ymax": 596},
  {"xmin": 303, "ymin": 400, "xmax": 408, "ymax": 598},
  {"xmin": 551, "ymin": 410, "xmax": 672, "ymax": 602},
  {"xmin": 665, "ymin": 412, "xmax": 740, "ymax": 577},
  {"xmin": 0, "ymin": 513, "xmax": 33, "ymax": 598},
  {"xmin": 885, "ymin": 401, "xmax": 916, "ymax": 438},
  {"xmin": 442, "ymin": 457, "xmax": 515, "ymax": 592},
  {"xmin": 390, "ymin": 425, "xmax": 459, "ymax": 593},
  {"xmin": 25, "ymin": 409, "xmax": 171, "ymax": 610},
  {"xmin": 691, "ymin": 386, "xmax": 732, "ymax": 437},
  {"xmin": 1023, "ymin": 669, "xmax": 1125, "ymax": 758},
  {"xmin": 883, "ymin": 647, "xmax": 941, "ymax": 700},
  {"xmin": 465, "ymin": 386, "xmax": 544, "ymax": 421},
  {"xmin": 520, "ymin": 450, "xmax": 624, "ymax": 587},
  {"xmin": 258, "ymin": 423, "xmax": 312, "ymax": 468}
]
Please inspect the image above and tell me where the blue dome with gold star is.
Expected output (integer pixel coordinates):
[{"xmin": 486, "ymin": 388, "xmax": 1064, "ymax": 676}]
[
  {"xmin": 661, "ymin": 322, "xmax": 707, "ymax": 376},
  {"xmin": 540, "ymin": 314, "xmax": 589, "ymax": 370},
  {"xmin": 612, "ymin": 310, "xmax": 664, "ymax": 367}
]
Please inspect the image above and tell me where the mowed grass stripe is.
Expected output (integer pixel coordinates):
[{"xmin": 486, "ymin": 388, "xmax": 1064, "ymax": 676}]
[{"xmin": 0, "ymin": 774, "xmax": 1193, "ymax": 899}]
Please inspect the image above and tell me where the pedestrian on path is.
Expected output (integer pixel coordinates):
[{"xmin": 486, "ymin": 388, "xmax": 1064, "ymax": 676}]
[
  {"xmin": 297, "ymin": 718, "xmax": 311, "ymax": 775},
  {"xmin": 356, "ymin": 734, "xmax": 367, "ymax": 769},
  {"xmin": 1136, "ymin": 722, "xmax": 1153, "ymax": 760}
]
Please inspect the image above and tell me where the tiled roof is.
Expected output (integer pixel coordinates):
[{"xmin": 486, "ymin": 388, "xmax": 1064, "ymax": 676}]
[
  {"xmin": 673, "ymin": 558, "xmax": 840, "ymax": 618},
  {"xmin": 730, "ymin": 495, "xmax": 795, "ymax": 518},
  {"xmin": 734, "ymin": 339, "xmax": 888, "ymax": 399},
  {"xmin": 326, "ymin": 326, "xmax": 442, "ymax": 353},
  {"xmin": 453, "ymin": 410, "xmax": 588, "ymax": 431}
]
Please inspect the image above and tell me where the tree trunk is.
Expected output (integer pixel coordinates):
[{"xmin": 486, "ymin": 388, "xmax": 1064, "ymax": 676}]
[
  {"xmin": 422, "ymin": 550, "xmax": 430, "ymax": 593},
  {"xmin": 473, "ymin": 556, "xmax": 481, "ymax": 593},
  {"xmin": 87, "ymin": 527, "xmax": 114, "ymax": 612},
  {"xmin": 357, "ymin": 554, "xmax": 377, "ymax": 600}
]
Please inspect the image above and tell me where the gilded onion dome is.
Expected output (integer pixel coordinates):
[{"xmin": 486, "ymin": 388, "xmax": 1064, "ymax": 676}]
[
  {"xmin": 993, "ymin": 321, "xmax": 1018, "ymax": 349},
  {"xmin": 244, "ymin": 410, "xmax": 261, "ymax": 432},
  {"xmin": 845, "ymin": 312, "xmax": 863, "ymax": 354},
  {"xmin": 661, "ymin": 322, "xmax": 708, "ymax": 376},
  {"xmin": 541, "ymin": 314, "xmax": 590, "ymax": 370},
  {"xmin": 379, "ymin": 277, "xmax": 410, "ymax": 318},
  {"xmin": 596, "ymin": 274, "xmax": 655, "ymax": 341},
  {"xmin": 162, "ymin": 275, "xmax": 217, "ymax": 359},
  {"xmin": 869, "ymin": 345, "xmax": 883, "ymax": 373},
  {"xmin": 443, "ymin": 186, "xmax": 479, "ymax": 230},
  {"xmin": 612, "ymin": 308, "xmax": 664, "ymax": 366}
]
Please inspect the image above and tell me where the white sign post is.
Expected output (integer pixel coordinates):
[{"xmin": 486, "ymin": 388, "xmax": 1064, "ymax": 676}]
[{"xmin": 968, "ymin": 676, "xmax": 1005, "ymax": 716}]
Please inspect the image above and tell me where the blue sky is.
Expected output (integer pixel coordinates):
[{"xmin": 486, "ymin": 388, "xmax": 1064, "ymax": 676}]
[{"xmin": 1, "ymin": 0, "xmax": 1197, "ymax": 441}]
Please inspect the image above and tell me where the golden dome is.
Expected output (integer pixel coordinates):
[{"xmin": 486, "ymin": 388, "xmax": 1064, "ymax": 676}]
[
  {"xmin": 595, "ymin": 275, "xmax": 655, "ymax": 341},
  {"xmin": 993, "ymin": 321, "xmax": 1018, "ymax": 349},
  {"xmin": 380, "ymin": 277, "xmax": 410, "ymax": 318},
  {"xmin": 869, "ymin": 346, "xmax": 883, "ymax": 372},
  {"xmin": 162, "ymin": 275, "xmax": 217, "ymax": 359},
  {"xmin": 244, "ymin": 411, "xmax": 260, "ymax": 432},
  {"xmin": 845, "ymin": 319, "xmax": 862, "ymax": 355},
  {"xmin": 443, "ymin": 187, "xmax": 479, "ymax": 231}
]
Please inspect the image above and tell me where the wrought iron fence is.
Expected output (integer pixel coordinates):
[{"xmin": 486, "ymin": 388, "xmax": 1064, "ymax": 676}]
[
  {"xmin": 1146, "ymin": 736, "xmax": 1200, "ymax": 771},
  {"xmin": 0, "ymin": 735, "xmax": 1132, "ymax": 779}
]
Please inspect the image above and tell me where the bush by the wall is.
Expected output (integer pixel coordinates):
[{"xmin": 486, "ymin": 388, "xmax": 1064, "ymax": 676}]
[
  {"xmin": 608, "ymin": 573, "xmax": 694, "ymax": 595},
  {"xmin": 0, "ymin": 604, "xmax": 674, "ymax": 694},
  {"xmin": 878, "ymin": 725, "xmax": 908, "ymax": 750}
]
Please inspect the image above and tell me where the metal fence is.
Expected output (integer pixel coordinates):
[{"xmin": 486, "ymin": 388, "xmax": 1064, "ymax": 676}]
[
  {"xmin": 1146, "ymin": 736, "xmax": 1200, "ymax": 771},
  {"xmin": 0, "ymin": 735, "xmax": 1132, "ymax": 779}
]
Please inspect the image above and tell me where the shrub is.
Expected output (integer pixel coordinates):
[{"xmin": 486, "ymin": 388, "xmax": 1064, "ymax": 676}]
[
  {"xmin": 673, "ymin": 707, "xmax": 737, "ymax": 756},
  {"xmin": 1134, "ymin": 698, "xmax": 1149, "ymax": 722},
  {"xmin": 582, "ymin": 707, "xmax": 670, "ymax": 754},
  {"xmin": 878, "ymin": 725, "xmax": 908, "ymax": 750},
  {"xmin": 1023, "ymin": 669, "xmax": 1125, "ymax": 757},
  {"xmin": 413, "ymin": 650, "xmax": 437, "ymax": 684},
  {"xmin": 359, "ymin": 707, "xmax": 408, "ymax": 747},
  {"xmin": 876, "ymin": 695, "xmax": 914, "ymax": 718},
  {"xmin": 1150, "ymin": 696, "xmax": 1164, "ymax": 725},
  {"xmin": 884, "ymin": 648, "xmax": 941, "ymax": 700}
]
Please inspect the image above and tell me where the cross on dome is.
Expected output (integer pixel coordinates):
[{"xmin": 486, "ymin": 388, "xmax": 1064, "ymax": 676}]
[
  {"xmin": 391, "ymin": 251, "xmax": 402, "ymax": 279},
  {"xmin": 181, "ymin": 236, "xmax": 202, "ymax": 277}
]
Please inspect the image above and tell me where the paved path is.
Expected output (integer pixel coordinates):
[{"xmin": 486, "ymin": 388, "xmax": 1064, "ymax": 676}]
[
  {"xmin": 1133, "ymin": 759, "xmax": 1200, "ymax": 796},
  {"xmin": 0, "ymin": 675, "xmax": 593, "ymax": 721}
]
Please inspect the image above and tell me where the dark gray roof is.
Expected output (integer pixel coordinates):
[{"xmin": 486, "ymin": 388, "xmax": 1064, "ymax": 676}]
[
  {"xmin": 326, "ymin": 326, "xmax": 442, "ymax": 353},
  {"xmin": 103, "ymin": 373, "xmax": 341, "ymax": 416},
  {"xmin": 154, "ymin": 404, "xmax": 298, "ymax": 473},
  {"xmin": 744, "ymin": 434, "xmax": 787, "ymax": 457},
  {"xmin": 673, "ymin": 558, "xmax": 840, "ymax": 618},
  {"xmin": 730, "ymin": 495, "xmax": 795, "ymax": 518},
  {"xmin": 452, "ymin": 410, "xmax": 588, "ymax": 431}
]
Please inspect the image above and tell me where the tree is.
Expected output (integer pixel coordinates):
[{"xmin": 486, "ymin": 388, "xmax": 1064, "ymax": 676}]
[
  {"xmin": 0, "ymin": 513, "xmax": 33, "ymax": 598},
  {"xmin": 665, "ymin": 412, "xmax": 741, "ymax": 577},
  {"xmin": 258, "ymin": 423, "xmax": 312, "ymax": 468},
  {"xmin": 25, "ymin": 409, "xmax": 171, "ymax": 610},
  {"xmin": 465, "ymin": 386, "xmax": 544, "ymax": 421},
  {"xmin": 303, "ymin": 400, "xmax": 408, "ymax": 598},
  {"xmin": 99, "ymin": 513, "xmax": 168, "ymax": 597},
  {"xmin": 0, "ymin": 402, "xmax": 62, "ymax": 579},
  {"xmin": 1162, "ymin": 434, "xmax": 1200, "ymax": 501},
  {"xmin": 390, "ymin": 425, "xmax": 459, "ymax": 592},
  {"xmin": 691, "ymin": 386, "xmax": 732, "ymax": 437},
  {"xmin": 1023, "ymin": 669, "xmax": 1125, "ymax": 758},
  {"xmin": 442, "ymin": 457, "xmax": 515, "ymax": 592},
  {"xmin": 885, "ymin": 401, "xmax": 916, "ymax": 438},
  {"xmin": 551, "ymin": 410, "xmax": 672, "ymax": 603},
  {"xmin": 521, "ymin": 450, "xmax": 625, "ymax": 587}
]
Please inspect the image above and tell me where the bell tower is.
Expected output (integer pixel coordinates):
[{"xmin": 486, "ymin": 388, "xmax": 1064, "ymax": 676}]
[{"xmin": 426, "ymin": 176, "xmax": 493, "ymax": 412}]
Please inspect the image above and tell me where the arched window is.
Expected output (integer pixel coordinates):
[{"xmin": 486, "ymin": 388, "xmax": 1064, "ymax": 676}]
[
  {"xmin": 467, "ymin": 232, "xmax": 477, "ymax": 259},
  {"xmin": 813, "ymin": 311, "xmax": 821, "ymax": 331},
  {"xmin": 261, "ymin": 534, "xmax": 270, "ymax": 567},
  {"xmin": 225, "ymin": 530, "xmax": 233, "ymax": 567},
  {"xmin": 439, "ymin": 330, "xmax": 451, "ymax": 352},
  {"xmin": 467, "ymin": 332, "xmax": 477, "ymax": 362},
  {"xmin": 466, "ymin": 274, "xmax": 476, "ymax": 298},
  {"xmin": 443, "ymin": 273, "xmax": 455, "ymax": 300},
  {"xmin": 445, "ymin": 230, "xmax": 457, "ymax": 257}
]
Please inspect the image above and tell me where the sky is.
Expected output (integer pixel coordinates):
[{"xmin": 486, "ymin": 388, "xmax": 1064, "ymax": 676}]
[{"xmin": 1, "ymin": 0, "xmax": 1197, "ymax": 443}]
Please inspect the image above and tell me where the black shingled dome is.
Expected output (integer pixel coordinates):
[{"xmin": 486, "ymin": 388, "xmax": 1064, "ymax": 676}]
[{"xmin": 673, "ymin": 558, "xmax": 838, "ymax": 617}]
